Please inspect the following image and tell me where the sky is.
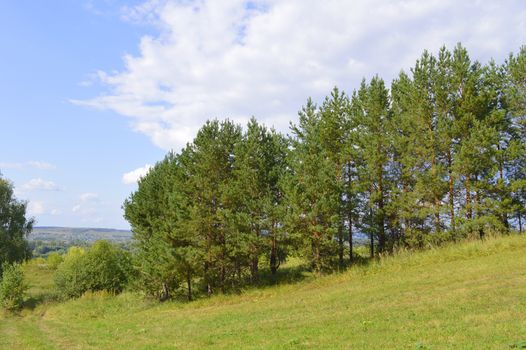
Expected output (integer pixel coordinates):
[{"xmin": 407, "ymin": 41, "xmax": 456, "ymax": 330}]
[{"xmin": 1, "ymin": 0, "xmax": 525, "ymax": 229}]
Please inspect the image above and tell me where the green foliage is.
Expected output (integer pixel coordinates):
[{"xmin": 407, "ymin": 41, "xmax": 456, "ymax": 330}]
[
  {"xmin": 122, "ymin": 43, "xmax": 526, "ymax": 301},
  {"xmin": 54, "ymin": 247, "xmax": 87, "ymax": 299},
  {"xmin": 125, "ymin": 119, "xmax": 291, "ymax": 298},
  {"xmin": 124, "ymin": 151, "xmax": 202, "ymax": 300},
  {"xmin": 0, "ymin": 263, "xmax": 28, "ymax": 311},
  {"xmin": 232, "ymin": 118, "xmax": 289, "ymax": 278},
  {"xmin": 1, "ymin": 234, "xmax": 525, "ymax": 349},
  {"xmin": 0, "ymin": 175, "xmax": 33, "ymax": 275},
  {"xmin": 285, "ymin": 93, "xmax": 348, "ymax": 272},
  {"xmin": 46, "ymin": 252, "xmax": 63, "ymax": 270},
  {"xmin": 54, "ymin": 242, "xmax": 132, "ymax": 299},
  {"xmin": 82, "ymin": 241, "xmax": 133, "ymax": 294}
]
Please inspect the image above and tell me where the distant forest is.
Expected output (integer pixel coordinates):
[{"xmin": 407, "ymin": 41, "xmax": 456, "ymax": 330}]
[{"xmin": 124, "ymin": 44, "xmax": 526, "ymax": 300}]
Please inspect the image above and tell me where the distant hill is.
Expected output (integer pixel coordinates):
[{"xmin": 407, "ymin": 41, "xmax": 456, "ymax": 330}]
[{"xmin": 29, "ymin": 226, "xmax": 133, "ymax": 243}]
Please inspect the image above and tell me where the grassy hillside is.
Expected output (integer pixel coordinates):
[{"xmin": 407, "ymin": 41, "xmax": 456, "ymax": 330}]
[{"xmin": 2, "ymin": 235, "xmax": 526, "ymax": 349}]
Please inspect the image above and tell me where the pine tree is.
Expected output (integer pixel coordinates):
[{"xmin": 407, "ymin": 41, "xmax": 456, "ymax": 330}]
[
  {"xmin": 285, "ymin": 98, "xmax": 340, "ymax": 273},
  {"xmin": 449, "ymin": 44, "xmax": 498, "ymax": 236},
  {"xmin": 123, "ymin": 152, "xmax": 201, "ymax": 300},
  {"xmin": 504, "ymin": 47, "xmax": 526, "ymax": 232},
  {"xmin": 391, "ymin": 70, "xmax": 427, "ymax": 246},
  {"xmin": 318, "ymin": 87, "xmax": 352, "ymax": 266},
  {"xmin": 351, "ymin": 77, "xmax": 393, "ymax": 253},
  {"xmin": 232, "ymin": 118, "xmax": 288, "ymax": 279},
  {"xmin": 433, "ymin": 47, "xmax": 458, "ymax": 234},
  {"xmin": 184, "ymin": 120, "xmax": 242, "ymax": 294}
]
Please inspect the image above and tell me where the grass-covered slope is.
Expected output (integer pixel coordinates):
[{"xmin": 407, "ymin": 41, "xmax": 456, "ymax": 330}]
[{"xmin": 2, "ymin": 235, "xmax": 526, "ymax": 349}]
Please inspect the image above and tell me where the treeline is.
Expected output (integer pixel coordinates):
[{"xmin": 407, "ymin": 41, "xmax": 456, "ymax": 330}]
[{"xmin": 124, "ymin": 44, "xmax": 526, "ymax": 301}]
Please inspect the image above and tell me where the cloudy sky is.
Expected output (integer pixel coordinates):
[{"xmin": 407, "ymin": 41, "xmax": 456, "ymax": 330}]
[{"xmin": 1, "ymin": 0, "xmax": 525, "ymax": 229}]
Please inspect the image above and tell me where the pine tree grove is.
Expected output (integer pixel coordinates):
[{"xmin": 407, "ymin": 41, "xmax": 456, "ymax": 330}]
[{"xmin": 123, "ymin": 44, "xmax": 526, "ymax": 299}]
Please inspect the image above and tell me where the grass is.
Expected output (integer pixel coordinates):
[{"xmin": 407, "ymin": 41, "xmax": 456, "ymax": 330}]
[{"xmin": 1, "ymin": 234, "xmax": 526, "ymax": 349}]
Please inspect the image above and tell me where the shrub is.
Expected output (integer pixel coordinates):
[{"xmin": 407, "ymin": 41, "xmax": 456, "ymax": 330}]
[
  {"xmin": 0, "ymin": 263, "xmax": 28, "ymax": 311},
  {"xmin": 82, "ymin": 240, "xmax": 133, "ymax": 294},
  {"xmin": 46, "ymin": 252, "xmax": 63, "ymax": 269},
  {"xmin": 54, "ymin": 247, "xmax": 88, "ymax": 299},
  {"xmin": 54, "ymin": 241, "xmax": 133, "ymax": 299}
]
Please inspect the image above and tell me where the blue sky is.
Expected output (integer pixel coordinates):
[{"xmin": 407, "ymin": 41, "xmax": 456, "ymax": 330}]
[
  {"xmin": 1, "ymin": 0, "xmax": 525, "ymax": 229},
  {"xmin": 0, "ymin": 1, "xmax": 163, "ymax": 228}
]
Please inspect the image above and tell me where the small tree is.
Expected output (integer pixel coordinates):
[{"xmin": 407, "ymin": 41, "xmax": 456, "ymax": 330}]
[
  {"xmin": 54, "ymin": 246, "xmax": 87, "ymax": 299},
  {"xmin": 0, "ymin": 263, "xmax": 28, "ymax": 311},
  {"xmin": 46, "ymin": 252, "xmax": 63, "ymax": 270},
  {"xmin": 54, "ymin": 242, "xmax": 132, "ymax": 299},
  {"xmin": 0, "ymin": 175, "xmax": 33, "ymax": 275},
  {"xmin": 82, "ymin": 240, "xmax": 132, "ymax": 294}
]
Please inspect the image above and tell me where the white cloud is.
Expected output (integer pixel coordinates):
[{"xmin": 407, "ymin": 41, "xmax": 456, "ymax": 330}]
[
  {"xmin": 22, "ymin": 178, "xmax": 60, "ymax": 191},
  {"xmin": 27, "ymin": 201, "xmax": 45, "ymax": 216},
  {"xmin": 77, "ymin": 0, "xmax": 526, "ymax": 151},
  {"xmin": 0, "ymin": 161, "xmax": 55, "ymax": 170},
  {"xmin": 26, "ymin": 201, "xmax": 61, "ymax": 217},
  {"xmin": 72, "ymin": 192, "xmax": 100, "ymax": 216},
  {"xmin": 122, "ymin": 164, "xmax": 152, "ymax": 184},
  {"xmin": 79, "ymin": 192, "xmax": 100, "ymax": 203},
  {"xmin": 27, "ymin": 161, "xmax": 56, "ymax": 170}
]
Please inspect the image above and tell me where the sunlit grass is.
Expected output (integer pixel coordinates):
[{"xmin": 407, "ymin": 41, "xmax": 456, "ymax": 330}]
[{"xmin": 1, "ymin": 234, "xmax": 526, "ymax": 349}]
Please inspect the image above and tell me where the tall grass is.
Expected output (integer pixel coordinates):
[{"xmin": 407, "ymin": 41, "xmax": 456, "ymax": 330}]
[{"xmin": 1, "ymin": 233, "xmax": 525, "ymax": 349}]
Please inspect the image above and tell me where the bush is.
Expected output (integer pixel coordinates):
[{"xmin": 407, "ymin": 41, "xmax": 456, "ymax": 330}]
[
  {"xmin": 54, "ymin": 241, "xmax": 133, "ymax": 299},
  {"xmin": 82, "ymin": 240, "xmax": 133, "ymax": 293},
  {"xmin": 46, "ymin": 252, "xmax": 63, "ymax": 269},
  {"xmin": 0, "ymin": 263, "xmax": 28, "ymax": 311},
  {"xmin": 54, "ymin": 247, "xmax": 87, "ymax": 299}
]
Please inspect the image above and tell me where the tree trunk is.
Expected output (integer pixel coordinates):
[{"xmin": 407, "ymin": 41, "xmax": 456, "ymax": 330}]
[
  {"xmin": 204, "ymin": 261, "xmax": 212, "ymax": 297},
  {"xmin": 401, "ymin": 183, "xmax": 409, "ymax": 245},
  {"xmin": 316, "ymin": 240, "xmax": 321, "ymax": 274},
  {"xmin": 270, "ymin": 221, "xmax": 279, "ymax": 275},
  {"xmin": 478, "ymin": 227, "xmax": 485, "ymax": 240},
  {"xmin": 434, "ymin": 200, "xmax": 441, "ymax": 233},
  {"xmin": 518, "ymin": 213, "xmax": 522, "ymax": 234},
  {"xmin": 160, "ymin": 282, "xmax": 169, "ymax": 302},
  {"xmin": 369, "ymin": 207, "xmax": 374, "ymax": 258},
  {"xmin": 346, "ymin": 161, "xmax": 354, "ymax": 264},
  {"xmin": 338, "ymin": 221, "xmax": 344, "ymax": 267},
  {"xmin": 432, "ymin": 153, "xmax": 441, "ymax": 233},
  {"xmin": 237, "ymin": 262, "xmax": 242, "ymax": 284},
  {"xmin": 378, "ymin": 171, "xmax": 386, "ymax": 252},
  {"xmin": 475, "ymin": 185, "xmax": 484, "ymax": 240},
  {"xmin": 270, "ymin": 246, "xmax": 278, "ymax": 274},
  {"xmin": 220, "ymin": 264, "xmax": 226, "ymax": 293},
  {"xmin": 314, "ymin": 231, "xmax": 321, "ymax": 274},
  {"xmin": 496, "ymin": 149, "xmax": 510, "ymax": 229},
  {"xmin": 465, "ymin": 176, "xmax": 473, "ymax": 220},
  {"xmin": 448, "ymin": 150, "xmax": 455, "ymax": 232},
  {"xmin": 251, "ymin": 228, "xmax": 260, "ymax": 283},
  {"xmin": 348, "ymin": 212, "xmax": 353, "ymax": 264},
  {"xmin": 370, "ymin": 231, "xmax": 374, "ymax": 258},
  {"xmin": 251, "ymin": 258, "xmax": 258, "ymax": 283},
  {"xmin": 187, "ymin": 272, "xmax": 192, "ymax": 301},
  {"xmin": 498, "ymin": 143, "xmax": 504, "ymax": 181}
]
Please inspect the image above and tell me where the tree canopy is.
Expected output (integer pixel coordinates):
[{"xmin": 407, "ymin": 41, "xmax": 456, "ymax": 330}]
[
  {"xmin": 124, "ymin": 44, "xmax": 526, "ymax": 299},
  {"xmin": 0, "ymin": 174, "xmax": 33, "ymax": 276}
]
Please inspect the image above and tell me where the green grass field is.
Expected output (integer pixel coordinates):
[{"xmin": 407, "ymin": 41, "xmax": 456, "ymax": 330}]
[{"xmin": 1, "ymin": 235, "xmax": 526, "ymax": 349}]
